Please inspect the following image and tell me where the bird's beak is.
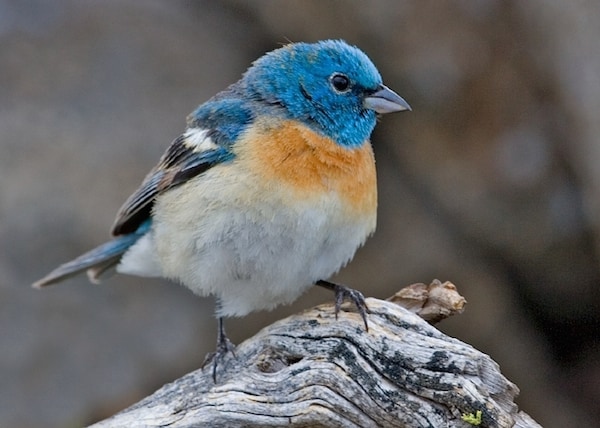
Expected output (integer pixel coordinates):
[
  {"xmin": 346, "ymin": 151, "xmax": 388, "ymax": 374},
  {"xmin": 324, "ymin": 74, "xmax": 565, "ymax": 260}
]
[{"xmin": 364, "ymin": 84, "xmax": 411, "ymax": 114}]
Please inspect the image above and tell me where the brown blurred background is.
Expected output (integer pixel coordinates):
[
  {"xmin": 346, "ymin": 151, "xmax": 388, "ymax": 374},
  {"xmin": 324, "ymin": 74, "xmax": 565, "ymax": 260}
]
[{"xmin": 2, "ymin": 1, "xmax": 599, "ymax": 427}]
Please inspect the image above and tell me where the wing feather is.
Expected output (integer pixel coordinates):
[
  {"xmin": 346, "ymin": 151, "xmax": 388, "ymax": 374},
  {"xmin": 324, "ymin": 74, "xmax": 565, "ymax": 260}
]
[
  {"xmin": 111, "ymin": 130, "xmax": 233, "ymax": 235},
  {"xmin": 111, "ymin": 94, "xmax": 252, "ymax": 236}
]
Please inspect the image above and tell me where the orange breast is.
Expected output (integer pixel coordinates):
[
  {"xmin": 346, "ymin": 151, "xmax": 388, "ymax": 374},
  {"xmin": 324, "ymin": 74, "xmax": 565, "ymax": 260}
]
[{"xmin": 236, "ymin": 119, "xmax": 377, "ymax": 215}]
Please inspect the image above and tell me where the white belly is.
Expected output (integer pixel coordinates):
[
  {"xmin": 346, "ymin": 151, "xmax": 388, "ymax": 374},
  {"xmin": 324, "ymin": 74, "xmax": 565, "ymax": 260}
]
[{"xmin": 118, "ymin": 165, "xmax": 376, "ymax": 317}]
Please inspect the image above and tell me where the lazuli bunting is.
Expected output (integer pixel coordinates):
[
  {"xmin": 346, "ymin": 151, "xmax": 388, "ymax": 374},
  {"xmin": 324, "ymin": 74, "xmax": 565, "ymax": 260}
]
[{"xmin": 34, "ymin": 40, "xmax": 410, "ymax": 379}]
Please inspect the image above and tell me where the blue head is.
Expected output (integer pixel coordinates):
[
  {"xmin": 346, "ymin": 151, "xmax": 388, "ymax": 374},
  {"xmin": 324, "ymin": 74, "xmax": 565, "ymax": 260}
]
[{"xmin": 243, "ymin": 40, "xmax": 410, "ymax": 148}]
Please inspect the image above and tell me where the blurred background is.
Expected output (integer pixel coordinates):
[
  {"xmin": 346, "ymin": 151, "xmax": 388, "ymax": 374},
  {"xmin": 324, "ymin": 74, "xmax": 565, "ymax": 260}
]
[{"xmin": 2, "ymin": 1, "xmax": 599, "ymax": 426}]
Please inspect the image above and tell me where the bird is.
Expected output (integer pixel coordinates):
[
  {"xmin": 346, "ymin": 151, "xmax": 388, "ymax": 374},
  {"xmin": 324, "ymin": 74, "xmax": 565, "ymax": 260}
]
[{"xmin": 33, "ymin": 39, "xmax": 410, "ymax": 380}]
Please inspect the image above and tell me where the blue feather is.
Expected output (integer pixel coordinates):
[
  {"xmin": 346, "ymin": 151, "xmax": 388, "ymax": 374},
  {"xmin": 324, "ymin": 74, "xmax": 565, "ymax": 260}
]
[
  {"xmin": 33, "ymin": 221, "xmax": 151, "ymax": 287},
  {"xmin": 242, "ymin": 40, "xmax": 382, "ymax": 147},
  {"xmin": 187, "ymin": 97, "xmax": 253, "ymax": 147}
]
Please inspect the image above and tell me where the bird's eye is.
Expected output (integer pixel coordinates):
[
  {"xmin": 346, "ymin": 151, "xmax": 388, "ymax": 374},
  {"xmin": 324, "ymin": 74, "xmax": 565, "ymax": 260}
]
[{"xmin": 330, "ymin": 73, "xmax": 350, "ymax": 92}]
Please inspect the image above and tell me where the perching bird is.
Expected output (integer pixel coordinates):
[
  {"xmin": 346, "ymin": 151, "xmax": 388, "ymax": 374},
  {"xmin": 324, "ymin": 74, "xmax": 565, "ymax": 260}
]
[{"xmin": 33, "ymin": 39, "xmax": 410, "ymax": 380}]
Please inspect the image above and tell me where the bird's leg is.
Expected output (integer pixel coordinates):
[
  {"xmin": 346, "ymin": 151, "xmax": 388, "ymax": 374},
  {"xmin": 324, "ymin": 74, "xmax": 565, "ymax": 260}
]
[
  {"xmin": 201, "ymin": 317, "xmax": 236, "ymax": 382},
  {"xmin": 315, "ymin": 280, "xmax": 370, "ymax": 331}
]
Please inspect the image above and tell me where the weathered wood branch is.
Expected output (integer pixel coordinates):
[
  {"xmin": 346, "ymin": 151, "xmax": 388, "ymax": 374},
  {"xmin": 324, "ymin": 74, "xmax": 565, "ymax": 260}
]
[{"xmin": 90, "ymin": 281, "xmax": 541, "ymax": 428}]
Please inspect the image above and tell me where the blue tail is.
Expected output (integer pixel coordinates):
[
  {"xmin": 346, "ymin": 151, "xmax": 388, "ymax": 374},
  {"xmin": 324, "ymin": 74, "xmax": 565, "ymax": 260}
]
[{"xmin": 33, "ymin": 221, "xmax": 150, "ymax": 288}]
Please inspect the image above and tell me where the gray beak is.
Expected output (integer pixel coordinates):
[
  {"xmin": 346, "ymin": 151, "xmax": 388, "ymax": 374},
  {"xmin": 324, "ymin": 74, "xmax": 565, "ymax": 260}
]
[{"xmin": 363, "ymin": 84, "xmax": 411, "ymax": 114}]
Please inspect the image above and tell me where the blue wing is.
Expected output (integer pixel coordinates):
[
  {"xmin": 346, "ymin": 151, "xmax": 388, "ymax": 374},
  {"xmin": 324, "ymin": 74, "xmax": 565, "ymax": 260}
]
[
  {"xmin": 33, "ymin": 87, "xmax": 254, "ymax": 288},
  {"xmin": 110, "ymin": 134, "xmax": 233, "ymax": 235},
  {"xmin": 111, "ymin": 94, "xmax": 252, "ymax": 235}
]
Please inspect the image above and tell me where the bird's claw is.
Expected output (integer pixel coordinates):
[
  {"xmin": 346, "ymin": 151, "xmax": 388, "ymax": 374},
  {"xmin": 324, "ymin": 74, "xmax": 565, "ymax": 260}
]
[
  {"xmin": 317, "ymin": 280, "xmax": 371, "ymax": 331},
  {"xmin": 333, "ymin": 283, "xmax": 371, "ymax": 331}
]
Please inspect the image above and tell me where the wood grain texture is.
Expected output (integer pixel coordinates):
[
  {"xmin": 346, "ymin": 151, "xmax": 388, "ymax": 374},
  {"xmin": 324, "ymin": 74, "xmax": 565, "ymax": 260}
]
[{"xmin": 90, "ymin": 283, "xmax": 541, "ymax": 428}]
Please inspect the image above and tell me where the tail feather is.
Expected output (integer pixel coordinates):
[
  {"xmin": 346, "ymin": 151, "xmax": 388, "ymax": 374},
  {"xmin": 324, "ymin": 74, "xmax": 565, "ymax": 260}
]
[
  {"xmin": 86, "ymin": 258, "xmax": 121, "ymax": 284},
  {"xmin": 33, "ymin": 233, "xmax": 143, "ymax": 288}
]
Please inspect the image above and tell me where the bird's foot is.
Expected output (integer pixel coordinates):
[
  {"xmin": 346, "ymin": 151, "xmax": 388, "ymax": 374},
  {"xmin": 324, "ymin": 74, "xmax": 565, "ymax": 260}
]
[
  {"xmin": 202, "ymin": 318, "xmax": 236, "ymax": 383},
  {"xmin": 316, "ymin": 280, "xmax": 370, "ymax": 331}
]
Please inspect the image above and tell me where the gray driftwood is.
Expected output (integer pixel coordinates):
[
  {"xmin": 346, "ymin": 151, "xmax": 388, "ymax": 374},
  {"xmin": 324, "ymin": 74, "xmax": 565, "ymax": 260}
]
[{"xmin": 90, "ymin": 281, "xmax": 541, "ymax": 428}]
